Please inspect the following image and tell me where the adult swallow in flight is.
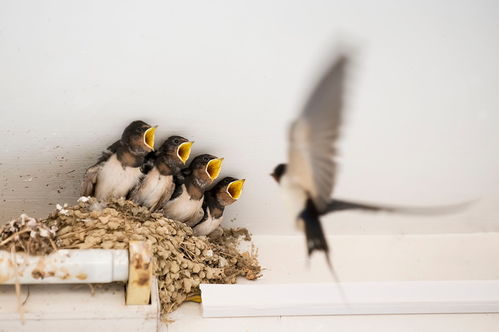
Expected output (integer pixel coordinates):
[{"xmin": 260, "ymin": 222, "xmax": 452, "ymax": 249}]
[
  {"xmin": 81, "ymin": 120, "xmax": 156, "ymax": 201},
  {"xmin": 271, "ymin": 55, "xmax": 469, "ymax": 264},
  {"xmin": 130, "ymin": 135, "xmax": 194, "ymax": 211},
  {"xmin": 192, "ymin": 177, "xmax": 245, "ymax": 236},
  {"xmin": 161, "ymin": 154, "xmax": 223, "ymax": 225}
]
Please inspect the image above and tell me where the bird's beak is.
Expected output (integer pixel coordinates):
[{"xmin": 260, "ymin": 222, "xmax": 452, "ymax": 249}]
[
  {"xmin": 227, "ymin": 179, "xmax": 245, "ymax": 200},
  {"xmin": 177, "ymin": 141, "xmax": 194, "ymax": 164},
  {"xmin": 206, "ymin": 158, "xmax": 223, "ymax": 180},
  {"xmin": 144, "ymin": 126, "xmax": 157, "ymax": 150},
  {"xmin": 270, "ymin": 172, "xmax": 278, "ymax": 183}
]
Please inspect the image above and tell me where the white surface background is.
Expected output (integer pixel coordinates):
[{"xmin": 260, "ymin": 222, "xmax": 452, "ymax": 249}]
[
  {"xmin": 1, "ymin": 0, "xmax": 498, "ymax": 235},
  {"xmin": 2, "ymin": 234, "xmax": 499, "ymax": 331}
]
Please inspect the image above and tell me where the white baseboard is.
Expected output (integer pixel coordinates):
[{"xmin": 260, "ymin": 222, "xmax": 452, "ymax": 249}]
[{"xmin": 201, "ymin": 280, "xmax": 499, "ymax": 317}]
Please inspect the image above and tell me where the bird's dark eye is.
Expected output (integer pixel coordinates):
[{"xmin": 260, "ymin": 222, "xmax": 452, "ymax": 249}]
[
  {"xmin": 174, "ymin": 139, "xmax": 179, "ymax": 144},
  {"xmin": 203, "ymin": 156, "xmax": 210, "ymax": 162}
]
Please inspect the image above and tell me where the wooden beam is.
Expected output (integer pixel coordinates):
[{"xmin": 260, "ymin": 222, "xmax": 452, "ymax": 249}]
[{"xmin": 126, "ymin": 241, "xmax": 153, "ymax": 305}]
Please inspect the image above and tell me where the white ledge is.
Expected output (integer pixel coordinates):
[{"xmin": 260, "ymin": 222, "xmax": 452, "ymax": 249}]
[{"xmin": 200, "ymin": 280, "xmax": 499, "ymax": 317}]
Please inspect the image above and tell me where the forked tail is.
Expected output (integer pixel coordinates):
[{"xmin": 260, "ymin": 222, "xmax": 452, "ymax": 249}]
[
  {"xmin": 325, "ymin": 198, "xmax": 474, "ymax": 215},
  {"xmin": 300, "ymin": 198, "xmax": 348, "ymax": 302},
  {"xmin": 300, "ymin": 198, "xmax": 329, "ymax": 257}
]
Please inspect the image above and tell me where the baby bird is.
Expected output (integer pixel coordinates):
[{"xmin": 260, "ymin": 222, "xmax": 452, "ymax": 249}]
[
  {"xmin": 82, "ymin": 120, "xmax": 156, "ymax": 201},
  {"xmin": 161, "ymin": 154, "xmax": 223, "ymax": 225},
  {"xmin": 130, "ymin": 136, "xmax": 194, "ymax": 211},
  {"xmin": 192, "ymin": 177, "xmax": 245, "ymax": 236}
]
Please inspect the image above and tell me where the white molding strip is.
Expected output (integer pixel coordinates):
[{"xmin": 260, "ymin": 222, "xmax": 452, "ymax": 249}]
[{"xmin": 200, "ymin": 280, "xmax": 499, "ymax": 317}]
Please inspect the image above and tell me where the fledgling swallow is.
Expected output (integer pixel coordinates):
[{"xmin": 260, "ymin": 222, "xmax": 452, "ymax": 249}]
[
  {"xmin": 81, "ymin": 120, "xmax": 157, "ymax": 201},
  {"xmin": 130, "ymin": 136, "xmax": 194, "ymax": 211},
  {"xmin": 271, "ymin": 55, "xmax": 470, "ymax": 266},
  {"xmin": 161, "ymin": 154, "xmax": 223, "ymax": 225},
  {"xmin": 192, "ymin": 177, "xmax": 245, "ymax": 236}
]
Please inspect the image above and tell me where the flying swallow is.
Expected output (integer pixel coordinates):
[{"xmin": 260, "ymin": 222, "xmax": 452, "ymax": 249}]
[{"xmin": 271, "ymin": 55, "xmax": 469, "ymax": 264}]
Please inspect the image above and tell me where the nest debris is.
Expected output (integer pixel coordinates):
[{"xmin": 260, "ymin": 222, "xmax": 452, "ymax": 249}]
[
  {"xmin": 1, "ymin": 197, "xmax": 261, "ymax": 319},
  {"xmin": 0, "ymin": 213, "xmax": 58, "ymax": 255}
]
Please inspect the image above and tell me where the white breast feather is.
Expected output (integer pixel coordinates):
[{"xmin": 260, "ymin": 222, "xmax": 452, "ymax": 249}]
[
  {"xmin": 131, "ymin": 168, "xmax": 174, "ymax": 208},
  {"xmin": 280, "ymin": 174, "xmax": 308, "ymax": 230},
  {"xmin": 193, "ymin": 210, "xmax": 223, "ymax": 236},
  {"xmin": 95, "ymin": 154, "xmax": 143, "ymax": 200},
  {"xmin": 162, "ymin": 185, "xmax": 204, "ymax": 223}
]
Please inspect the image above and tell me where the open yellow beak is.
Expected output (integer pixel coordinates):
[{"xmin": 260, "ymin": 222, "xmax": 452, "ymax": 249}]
[
  {"xmin": 144, "ymin": 126, "xmax": 157, "ymax": 150},
  {"xmin": 206, "ymin": 158, "xmax": 223, "ymax": 180},
  {"xmin": 227, "ymin": 179, "xmax": 245, "ymax": 200},
  {"xmin": 177, "ymin": 141, "xmax": 194, "ymax": 164}
]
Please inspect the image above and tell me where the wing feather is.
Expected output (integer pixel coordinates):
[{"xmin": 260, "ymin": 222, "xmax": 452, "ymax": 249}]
[
  {"xmin": 80, "ymin": 140, "xmax": 120, "ymax": 197},
  {"xmin": 287, "ymin": 56, "xmax": 348, "ymax": 212},
  {"xmin": 81, "ymin": 164, "xmax": 101, "ymax": 197}
]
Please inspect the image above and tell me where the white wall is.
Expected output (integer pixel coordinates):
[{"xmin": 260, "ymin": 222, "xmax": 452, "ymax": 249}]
[{"xmin": 1, "ymin": 0, "xmax": 498, "ymax": 235}]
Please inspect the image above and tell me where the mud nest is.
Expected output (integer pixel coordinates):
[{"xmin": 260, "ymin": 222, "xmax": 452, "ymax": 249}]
[{"xmin": 0, "ymin": 197, "xmax": 261, "ymax": 318}]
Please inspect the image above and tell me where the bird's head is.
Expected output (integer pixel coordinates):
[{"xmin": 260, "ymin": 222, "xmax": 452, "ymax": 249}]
[
  {"xmin": 155, "ymin": 135, "xmax": 194, "ymax": 172},
  {"xmin": 213, "ymin": 177, "xmax": 246, "ymax": 206},
  {"xmin": 270, "ymin": 163, "xmax": 287, "ymax": 183},
  {"xmin": 189, "ymin": 154, "xmax": 224, "ymax": 188},
  {"xmin": 122, "ymin": 120, "xmax": 157, "ymax": 155},
  {"xmin": 155, "ymin": 136, "xmax": 194, "ymax": 175}
]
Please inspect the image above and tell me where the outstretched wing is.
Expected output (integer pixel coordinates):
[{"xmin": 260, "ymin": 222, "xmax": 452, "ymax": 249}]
[{"xmin": 287, "ymin": 55, "xmax": 348, "ymax": 213}]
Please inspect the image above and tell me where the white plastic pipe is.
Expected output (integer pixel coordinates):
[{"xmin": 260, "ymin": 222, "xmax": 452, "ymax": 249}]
[{"xmin": 0, "ymin": 249, "xmax": 128, "ymax": 284}]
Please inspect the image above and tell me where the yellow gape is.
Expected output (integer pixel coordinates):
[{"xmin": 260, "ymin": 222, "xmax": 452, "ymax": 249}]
[
  {"xmin": 227, "ymin": 179, "xmax": 245, "ymax": 199},
  {"xmin": 206, "ymin": 158, "xmax": 223, "ymax": 180},
  {"xmin": 143, "ymin": 127, "xmax": 157, "ymax": 150},
  {"xmin": 184, "ymin": 294, "xmax": 202, "ymax": 303},
  {"xmin": 177, "ymin": 141, "xmax": 194, "ymax": 164}
]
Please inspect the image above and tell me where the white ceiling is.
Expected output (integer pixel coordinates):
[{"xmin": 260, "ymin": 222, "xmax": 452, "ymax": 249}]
[{"xmin": 1, "ymin": 0, "xmax": 498, "ymax": 235}]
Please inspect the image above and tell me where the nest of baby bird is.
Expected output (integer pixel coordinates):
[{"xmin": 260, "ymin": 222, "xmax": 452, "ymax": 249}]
[{"xmin": 0, "ymin": 197, "xmax": 261, "ymax": 319}]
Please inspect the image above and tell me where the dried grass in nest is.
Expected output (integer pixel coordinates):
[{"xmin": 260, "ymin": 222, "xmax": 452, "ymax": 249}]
[
  {"xmin": 0, "ymin": 214, "xmax": 61, "ymax": 323},
  {"xmin": 0, "ymin": 213, "xmax": 58, "ymax": 254},
  {"xmin": 2, "ymin": 197, "xmax": 261, "ymax": 319}
]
